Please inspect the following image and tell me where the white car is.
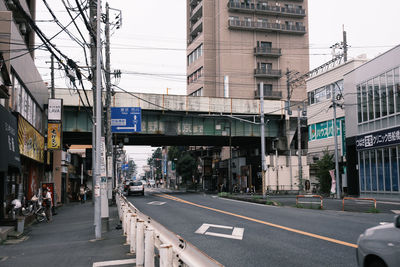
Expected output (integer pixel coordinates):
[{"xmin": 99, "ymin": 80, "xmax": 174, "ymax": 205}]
[
  {"xmin": 128, "ymin": 181, "xmax": 144, "ymax": 196},
  {"xmin": 357, "ymin": 215, "xmax": 400, "ymax": 267}
]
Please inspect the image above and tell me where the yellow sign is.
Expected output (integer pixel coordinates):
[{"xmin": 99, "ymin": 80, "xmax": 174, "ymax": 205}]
[
  {"xmin": 18, "ymin": 115, "xmax": 44, "ymax": 163},
  {"xmin": 47, "ymin": 123, "xmax": 62, "ymax": 150}
]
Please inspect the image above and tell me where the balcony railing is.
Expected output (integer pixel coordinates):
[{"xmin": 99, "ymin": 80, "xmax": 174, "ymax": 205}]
[
  {"xmin": 229, "ymin": 19, "xmax": 306, "ymax": 34},
  {"xmin": 254, "ymin": 47, "xmax": 282, "ymax": 57},
  {"xmin": 255, "ymin": 90, "xmax": 282, "ymax": 100},
  {"xmin": 254, "ymin": 68, "xmax": 282, "ymax": 78},
  {"xmin": 190, "ymin": 1, "xmax": 203, "ymax": 20},
  {"xmin": 228, "ymin": 1, "xmax": 306, "ymax": 18},
  {"xmin": 190, "ymin": 17, "xmax": 203, "ymax": 34}
]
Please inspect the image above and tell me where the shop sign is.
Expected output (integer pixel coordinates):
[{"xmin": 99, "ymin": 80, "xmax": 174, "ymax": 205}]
[
  {"xmin": 308, "ymin": 117, "xmax": 344, "ymax": 141},
  {"xmin": 47, "ymin": 123, "xmax": 62, "ymax": 150},
  {"xmin": 18, "ymin": 115, "xmax": 44, "ymax": 163},
  {"xmin": 0, "ymin": 105, "xmax": 20, "ymax": 171},
  {"xmin": 356, "ymin": 126, "xmax": 400, "ymax": 150},
  {"xmin": 48, "ymin": 98, "xmax": 62, "ymax": 121}
]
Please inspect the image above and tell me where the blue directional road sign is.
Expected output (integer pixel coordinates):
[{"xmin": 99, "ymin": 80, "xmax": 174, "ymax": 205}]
[{"xmin": 111, "ymin": 107, "xmax": 141, "ymax": 133}]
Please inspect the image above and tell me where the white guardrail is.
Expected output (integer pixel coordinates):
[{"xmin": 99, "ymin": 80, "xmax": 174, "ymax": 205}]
[{"xmin": 117, "ymin": 193, "xmax": 224, "ymax": 267}]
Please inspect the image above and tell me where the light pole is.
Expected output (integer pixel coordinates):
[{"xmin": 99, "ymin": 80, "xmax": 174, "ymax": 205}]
[{"xmin": 333, "ymin": 82, "xmax": 341, "ymax": 199}]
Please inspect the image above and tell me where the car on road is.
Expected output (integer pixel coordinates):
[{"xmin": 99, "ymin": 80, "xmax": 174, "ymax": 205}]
[
  {"xmin": 357, "ymin": 215, "xmax": 400, "ymax": 267},
  {"xmin": 128, "ymin": 181, "xmax": 144, "ymax": 196}
]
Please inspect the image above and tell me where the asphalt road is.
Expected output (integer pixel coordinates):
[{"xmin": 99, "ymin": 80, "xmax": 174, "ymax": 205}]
[{"xmin": 127, "ymin": 188, "xmax": 396, "ymax": 267}]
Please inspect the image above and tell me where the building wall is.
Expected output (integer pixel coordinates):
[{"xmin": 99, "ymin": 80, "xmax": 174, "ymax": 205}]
[
  {"xmin": 344, "ymin": 45, "xmax": 400, "ymax": 196},
  {"xmin": 187, "ymin": 0, "xmax": 309, "ymax": 101}
]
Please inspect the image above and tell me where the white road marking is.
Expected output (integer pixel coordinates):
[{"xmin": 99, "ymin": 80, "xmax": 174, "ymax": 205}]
[
  {"xmin": 379, "ymin": 222, "xmax": 390, "ymax": 225},
  {"xmin": 147, "ymin": 201, "xmax": 166, "ymax": 205},
  {"xmin": 92, "ymin": 259, "xmax": 136, "ymax": 267},
  {"xmin": 378, "ymin": 201, "xmax": 400, "ymax": 205},
  {"xmin": 195, "ymin": 223, "xmax": 244, "ymax": 240},
  {"xmin": 391, "ymin": 210, "xmax": 400, "ymax": 214}
]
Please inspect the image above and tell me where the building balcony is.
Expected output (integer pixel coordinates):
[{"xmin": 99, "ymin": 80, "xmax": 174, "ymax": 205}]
[
  {"xmin": 255, "ymin": 90, "xmax": 282, "ymax": 100},
  {"xmin": 228, "ymin": 1, "xmax": 306, "ymax": 18},
  {"xmin": 190, "ymin": 1, "xmax": 203, "ymax": 22},
  {"xmin": 254, "ymin": 68, "xmax": 282, "ymax": 78},
  {"xmin": 190, "ymin": 0, "xmax": 201, "ymax": 9},
  {"xmin": 228, "ymin": 20, "xmax": 306, "ymax": 35},
  {"xmin": 190, "ymin": 17, "xmax": 203, "ymax": 35},
  {"xmin": 254, "ymin": 47, "xmax": 281, "ymax": 57}
]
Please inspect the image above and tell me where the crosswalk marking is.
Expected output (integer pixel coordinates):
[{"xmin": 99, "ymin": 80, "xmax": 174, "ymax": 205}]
[
  {"xmin": 92, "ymin": 259, "xmax": 136, "ymax": 267},
  {"xmin": 391, "ymin": 210, "xmax": 400, "ymax": 214}
]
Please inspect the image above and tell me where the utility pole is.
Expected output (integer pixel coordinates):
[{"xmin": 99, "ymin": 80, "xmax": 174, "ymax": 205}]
[
  {"xmin": 260, "ymin": 82, "xmax": 266, "ymax": 198},
  {"xmin": 105, "ymin": 2, "xmax": 113, "ymax": 203},
  {"xmin": 343, "ymin": 25, "xmax": 347, "ymax": 63},
  {"xmin": 50, "ymin": 54, "xmax": 55, "ymax": 98},
  {"xmin": 90, "ymin": 0, "xmax": 101, "ymax": 239},
  {"xmin": 228, "ymin": 120, "xmax": 232, "ymax": 194},
  {"xmin": 286, "ymin": 69, "xmax": 293, "ymax": 191},
  {"xmin": 297, "ymin": 106, "xmax": 303, "ymax": 192},
  {"xmin": 333, "ymin": 84, "xmax": 341, "ymax": 199}
]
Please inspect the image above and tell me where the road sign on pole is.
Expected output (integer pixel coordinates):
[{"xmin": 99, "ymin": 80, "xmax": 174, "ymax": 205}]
[{"xmin": 111, "ymin": 107, "xmax": 142, "ymax": 133}]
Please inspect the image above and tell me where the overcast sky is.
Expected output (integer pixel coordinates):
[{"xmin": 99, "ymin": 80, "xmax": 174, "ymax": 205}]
[{"xmin": 34, "ymin": 0, "xmax": 400, "ymax": 175}]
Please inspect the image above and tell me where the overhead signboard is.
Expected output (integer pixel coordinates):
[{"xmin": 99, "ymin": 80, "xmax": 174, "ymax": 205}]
[
  {"xmin": 111, "ymin": 107, "xmax": 141, "ymax": 133},
  {"xmin": 47, "ymin": 123, "xmax": 62, "ymax": 150},
  {"xmin": 48, "ymin": 99, "xmax": 63, "ymax": 121},
  {"xmin": 356, "ymin": 126, "xmax": 400, "ymax": 150},
  {"xmin": 18, "ymin": 115, "xmax": 44, "ymax": 163}
]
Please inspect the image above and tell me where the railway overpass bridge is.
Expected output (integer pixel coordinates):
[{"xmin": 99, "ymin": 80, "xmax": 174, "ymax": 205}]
[{"xmin": 56, "ymin": 89, "xmax": 298, "ymax": 148}]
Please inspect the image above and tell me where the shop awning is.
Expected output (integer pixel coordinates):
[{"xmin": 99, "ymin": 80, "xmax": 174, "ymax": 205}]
[{"xmin": 0, "ymin": 105, "xmax": 21, "ymax": 172}]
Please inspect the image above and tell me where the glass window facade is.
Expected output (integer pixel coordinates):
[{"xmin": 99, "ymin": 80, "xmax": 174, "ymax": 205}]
[
  {"xmin": 356, "ymin": 67, "xmax": 400, "ymax": 125},
  {"xmin": 359, "ymin": 145, "xmax": 400, "ymax": 194}
]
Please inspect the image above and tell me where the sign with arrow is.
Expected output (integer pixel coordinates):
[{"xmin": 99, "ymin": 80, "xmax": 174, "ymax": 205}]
[{"xmin": 111, "ymin": 107, "xmax": 141, "ymax": 133}]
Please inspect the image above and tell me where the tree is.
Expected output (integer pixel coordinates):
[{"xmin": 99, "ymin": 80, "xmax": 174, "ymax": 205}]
[
  {"xmin": 147, "ymin": 148, "xmax": 162, "ymax": 179},
  {"xmin": 176, "ymin": 152, "xmax": 196, "ymax": 184},
  {"xmin": 315, "ymin": 151, "xmax": 335, "ymax": 195},
  {"xmin": 127, "ymin": 160, "xmax": 137, "ymax": 178}
]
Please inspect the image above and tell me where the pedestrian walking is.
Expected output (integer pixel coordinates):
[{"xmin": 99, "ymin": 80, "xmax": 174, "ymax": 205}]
[
  {"xmin": 42, "ymin": 188, "xmax": 52, "ymax": 222},
  {"xmin": 79, "ymin": 184, "xmax": 86, "ymax": 203}
]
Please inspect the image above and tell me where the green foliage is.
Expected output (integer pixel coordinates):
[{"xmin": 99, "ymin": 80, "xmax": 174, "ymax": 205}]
[
  {"xmin": 128, "ymin": 160, "xmax": 137, "ymax": 177},
  {"xmin": 218, "ymin": 192, "xmax": 230, "ymax": 197},
  {"xmin": 176, "ymin": 152, "xmax": 196, "ymax": 183},
  {"xmin": 366, "ymin": 208, "xmax": 380, "ymax": 213},
  {"xmin": 315, "ymin": 151, "xmax": 335, "ymax": 194}
]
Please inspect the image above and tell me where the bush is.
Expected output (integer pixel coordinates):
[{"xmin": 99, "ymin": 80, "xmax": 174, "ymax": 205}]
[{"xmin": 315, "ymin": 151, "xmax": 335, "ymax": 195}]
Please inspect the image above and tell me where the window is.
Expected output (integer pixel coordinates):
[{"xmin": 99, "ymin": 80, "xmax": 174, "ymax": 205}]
[
  {"xmin": 357, "ymin": 85, "xmax": 362, "ymax": 123},
  {"xmin": 187, "ymin": 44, "xmax": 203, "ymax": 66},
  {"xmin": 359, "ymin": 152, "xmax": 365, "ymax": 192},
  {"xmin": 361, "ymin": 83, "xmax": 367, "ymax": 122},
  {"xmin": 373, "ymin": 77, "xmax": 380, "ymax": 119},
  {"xmin": 395, "ymin": 68, "xmax": 400, "ymax": 113},
  {"xmin": 380, "ymin": 74, "xmax": 387, "ymax": 117},
  {"xmin": 367, "ymin": 80, "xmax": 374, "ymax": 120},
  {"xmin": 257, "ymin": 84, "xmax": 273, "ymax": 96},
  {"xmin": 387, "ymin": 70, "xmax": 395, "ymax": 115},
  {"xmin": 260, "ymin": 62, "xmax": 272, "ymax": 70},
  {"xmin": 190, "ymin": 88, "xmax": 203, "ymax": 97},
  {"xmin": 187, "ymin": 67, "xmax": 203, "ymax": 85}
]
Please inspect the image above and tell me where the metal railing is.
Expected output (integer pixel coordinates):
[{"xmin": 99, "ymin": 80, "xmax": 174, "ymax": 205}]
[
  {"xmin": 254, "ymin": 47, "xmax": 282, "ymax": 57},
  {"xmin": 227, "ymin": 1, "xmax": 305, "ymax": 17},
  {"xmin": 117, "ymin": 193, "xmax": 224, "ymax": 267},
  {"xmin": 254, "ymin": 68, "xmax": 282, "ymax": 78},
  {"xmin": 228, "ymin": 20, "xmax": 306, "ymax": 34},
  {"xmin": 255, "ymin": 90, "xmax": 282, "ymax": 100},
  {"xmin": 296, "ymin": 195, "xmax": 323, "ymax": 209},
  {"xmin": 342, "ymin": 197, "xmax": 377, "ymax": 211}
]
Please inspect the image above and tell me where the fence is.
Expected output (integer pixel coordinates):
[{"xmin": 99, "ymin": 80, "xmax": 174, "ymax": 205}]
[
  {"xmin": 342, "ymin": 197, "xmax": 377, "ymax": 212},
  {"xmin": 296, "ymin": 195, "xmax": 323, "ymax": 209},
  {"xmin": 117, "ymin": 193, "xmax": 224, "ymax": 267}
]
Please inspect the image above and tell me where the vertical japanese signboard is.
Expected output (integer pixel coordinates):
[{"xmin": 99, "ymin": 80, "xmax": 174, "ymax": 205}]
[{"xmin": 47, "ymin": 99, "xmax": 63, "ymax": 150}]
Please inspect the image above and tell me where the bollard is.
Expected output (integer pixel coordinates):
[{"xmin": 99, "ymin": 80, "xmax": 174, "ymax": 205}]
[
  {"xmin": 136, "ymin": 220, "xmax": 145, "ymax": 267},
  {"xmin": 144, "ymin": 228, "xmax": 155, "ymax": 267},
  {"xmin": 126, "ymin": 212, "xmax": 132, "ymax": 244},
  {"xmin": 123, "ymin": 210, "xmax": 128, "ymax": 236},
  {"xmin": 159, "ymin": 244, "xmax": 173, "ymax": 267},
  {"xmin": 130, "ymin": 214, "xmax": 137, "ymax": 254}
]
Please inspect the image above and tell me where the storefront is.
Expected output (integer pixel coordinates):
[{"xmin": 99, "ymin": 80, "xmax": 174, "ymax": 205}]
[
  {"xmin": 17, "ymin": 114, "xmax": 44, "ymax": 201},
  {"xmin": 357, "ymin": 127, "xmax": 400, "ymax": 194},
  {"xmin": 0, "ymin": 105, "xmax": 21, "ymax": 219}
]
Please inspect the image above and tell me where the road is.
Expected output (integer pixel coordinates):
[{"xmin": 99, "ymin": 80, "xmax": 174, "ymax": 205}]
[{"xmin": 127, "ymin": 188, "xmax": 396, "ymax": 267}]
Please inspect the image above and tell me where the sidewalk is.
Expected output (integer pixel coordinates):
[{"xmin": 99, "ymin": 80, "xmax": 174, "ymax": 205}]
[
  {"xmin": 219, "ymin": 193, "xmax": 400, "ymax": 214},
  {"xmin": 0, "ymin": 201, "xmax": 132, "ymax": 267}
]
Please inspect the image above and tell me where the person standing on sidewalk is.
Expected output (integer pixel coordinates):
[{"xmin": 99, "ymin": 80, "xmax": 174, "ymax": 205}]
[
  {"xmin": 79, "ymin": 185, "xmax": 86, "ymax": 203},
  {"xmin": 42, "ymin": 188, "xmax": 52, "ymax": 222}
]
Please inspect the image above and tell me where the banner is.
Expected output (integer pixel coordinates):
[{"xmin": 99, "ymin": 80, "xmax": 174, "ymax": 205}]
[
  {"xmin": 329, "ymin": 169, "xmax": 336, "ymax": 194},
  {"xmin": 0, "ymin": 105, "xmax": 20, "ymax": 171},
  {"xmin": 356, "ymin": 125, "xmax": 400, "ymax": 150},
  {"xmin": 47, "ymin": 123, "xmax": 62, "ymax": 150},
  {"xmin": 18, "ymin": 115, "xmax": 44, "ymax": 163},
  {"xmin": 48, "ymin": 99, "xmax": 62, "ymax": 121}
]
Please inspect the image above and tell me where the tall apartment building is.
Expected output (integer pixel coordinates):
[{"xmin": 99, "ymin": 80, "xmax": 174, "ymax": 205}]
[{"xmin": 187, "ymin": 0, "xmax": 309, "ymax": 101}]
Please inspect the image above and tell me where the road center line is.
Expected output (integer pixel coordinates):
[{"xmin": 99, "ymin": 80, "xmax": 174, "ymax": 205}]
[{"xmin": 156, "ymin": 193, "xmax": 358, "ymax": 248}]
